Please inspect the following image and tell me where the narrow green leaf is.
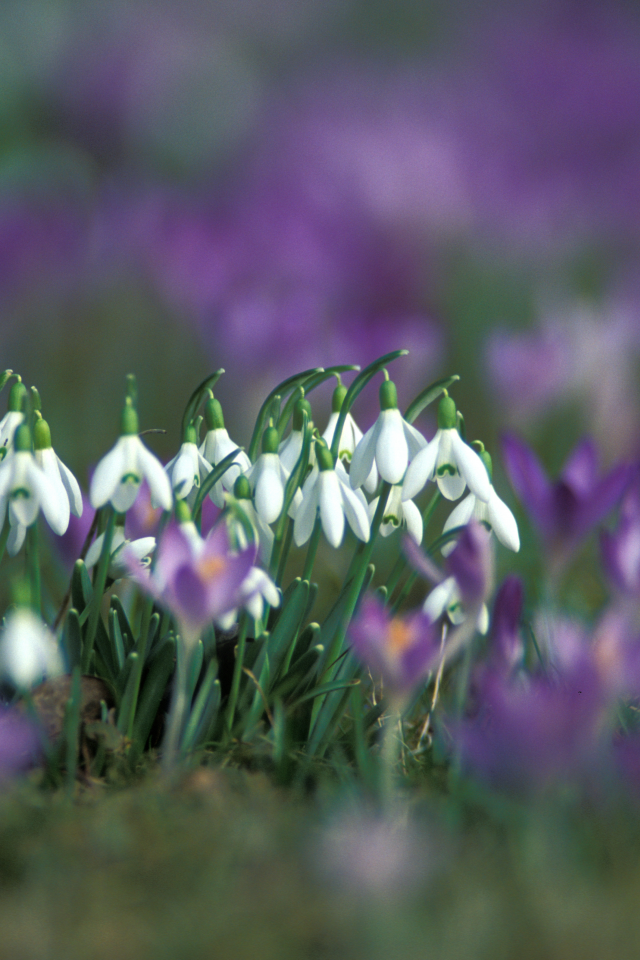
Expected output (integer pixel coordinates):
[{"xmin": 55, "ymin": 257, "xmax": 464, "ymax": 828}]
[
  {"xmin": 132, "ymin": 637, "xmax": 176, "ymax": 748},
  {"xmin": 403, "ymin": 374, "xmax": 460, "ymax": 424}
]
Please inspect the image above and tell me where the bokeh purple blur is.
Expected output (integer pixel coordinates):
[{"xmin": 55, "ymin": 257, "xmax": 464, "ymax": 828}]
[{"xmin": 2, "ymin": 0, "xmax": 640, "ymax": 482}]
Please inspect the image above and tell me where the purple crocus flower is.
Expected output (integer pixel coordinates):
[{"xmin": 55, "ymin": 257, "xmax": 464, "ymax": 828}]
[
  {"xmin": 0, "ymin": 708, "xmax": 42, "ymax": 780},
  {"xmin": 601, "ymin": 474, "xmax": 640, "ymax": 598},
  {"xmin": 348, "ymin": 595, "xmax": 439, "ymax": 700},
  {"xmin": 454, "ymin": 659, "xmax": 605, "ymax": 792},
  {"xmin": 502, "ymin": 433, "xmax": 631, "ymax": 566},
  {"xmin": 128, "ymin": 522, "xmax": 256, "ymax": 636},
  {"xmin": 485, "ymin": 575, "xmax": 525, "ymax": 676}
]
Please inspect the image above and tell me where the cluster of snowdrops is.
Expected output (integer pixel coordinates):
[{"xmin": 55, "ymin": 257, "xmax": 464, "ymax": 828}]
[{"xmin": 0, "ymin": 351, "xmax": 638, "ymax": 796}]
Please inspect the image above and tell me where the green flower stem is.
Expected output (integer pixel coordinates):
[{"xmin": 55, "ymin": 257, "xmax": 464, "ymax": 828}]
[
  {"xmin": 388, "ymin": 490, "xmax": 442, "ymax": 610},
  {"xmin": 0, "ymin": 512, "xmax": 10, "ymax": 567},
  {"xmin": 81, "ymin": 507, "xmax": 115, "ymax": 673},
  {"xmin": 26, "ymin": 523, "xmax": 41, "ymax": 616},
  {"xmin": 274, "ymin": 519, "xmax": 294, "ymax": 587},
  {"xmin": 161, "ymin": 629, "xmax": 198, "ymax": 774},
  {"xmin": 379, "ymin": 707, "xmax": 403, "ymax": 807},
  {"xmin": 318, "ymin": 482, "xmax": 391, "ymax": 688},
  {"xmin": 302, "ymin": 518, "xmax": 322, "ymax": 583},
  {"xmin": 224, "ymin": 613, "xmax": 250, "ymax": 737}
]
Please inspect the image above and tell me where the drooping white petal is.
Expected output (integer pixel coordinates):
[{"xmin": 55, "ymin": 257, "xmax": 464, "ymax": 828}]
[
  {"xmin": 85, "ymin": 528, "xmax": 127, "ymax": 568},
  {"xmin": 402, "ymin": 433, "xmax": 440, "ymax": 501},
  {"xmin": 450, "ymin": 432, "xmax": 491, "ymax": 502},
  {"xmin": 339, "ymin": 480, "xmax": 370, "ymax": 543},
  {"xmin": 293, "ymin": 476, "xmax": 319, "ymax": 546},
  {"xmin": 441, "ymin": 493, "xmax": 476, "ymax": 556},
  {"xmin": 138, "ymin": 441, "xmax": 173, "ymax": 511},
  {"xmin": 279, "ymin": 430, "xmax": 304, "ymax": 474},
  {"xmin": 56, "ymin": 456, "xmax": 83, "ymax": 517},
  {"xmin": 318, "ymin": 470, "xmax": 345, "ymax": 548},
  {"xmin": 349, "ymin": 421, "xmax": 380, "ymax": 490},
  {"xmin": 403, "ymin": 420, "xmax": 428, "ymax": 458},
  {"xmin": 0, "ymin": 608, "xmax": 63, "ymax": 689},
  {"xmin": 402, "ymin": 498, "xmax": 423, "ymax": 545},
  {"xmin": 422, "ymin": 577, "xmax": 457, "ymax": 621},
  {"xmin": 90, "ymin": 438, "xmax": 127, "ymax": 509},
  {"xmin": 6, "ymin": 523, "xmax": 26, "ymax": 556},
  {"xmin": 34, "ymin": 448, "xmax": 70, "ymax": 534},
  {"xmin": 487, "ymin": 489, "xmax": 520, "ymax": 552},
  {"xmin": 169, "ymin": 443, "xmax": 199, "ymax": 498},
  {"xmin": 253, "ymin": 454, "xmax": 285, "ymax": 524},
  {"xmin": 375, "ymin": 409, "xmax": 409, "ymax": 485},
  {"xmin": 0, "ymin": 411, "xmax": 23, "ymax": 450}
]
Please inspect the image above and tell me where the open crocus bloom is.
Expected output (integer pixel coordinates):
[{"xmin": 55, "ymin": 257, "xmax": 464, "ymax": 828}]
[{"xmin": 348, "ymin": 594, "xmax": 440, "ymax": 698}]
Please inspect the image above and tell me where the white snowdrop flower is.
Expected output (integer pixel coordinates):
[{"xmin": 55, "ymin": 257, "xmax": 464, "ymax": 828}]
[
  {"xmin": 402, "ymin": 394, "xmax": 491, "ymax": 503},
  {"xmin": 225, "ymin": 476, "xmax": 274, "ymax": 566},
  {"xmin": 294, "ymin": 444, "xmax": 370, "ymax": 548},
  {"xmin": 165, "ymin": 425, "xmax": 212, "ymax": 502},
  {"xmin": 0, "ymin": 607, "xmax": 64, "ymax": 689},
  {"xmin": 0, "ymin": 380, "xmax": 26, "ymax": 452},
  {"xmin": 422, "ymin": 577, "xmax": 489, "ymax": 635},
  {"xmin": 33, "ymin": 417, "xmax": 83, "ymax": 530},
  {"xmin": 279, "ymin": 397, "xmax": 315, "ymax": 475},
  {"xmin": 216, "ymin": 566, "xmax": 281, "ymax": 631},
  {"xmin": 199, "ymin": 398, "xmax": 250, "ymax": 507},
  {"xmin": 85, "ymin": 523, "xmax": 156, "ymax": 580},
  {"xmin": 350, "ymin": 380, "xmax": 426, "ymax": 490},
  {"xmin": 0, "ymin": 425, "xmax": 68, "ymax": 553},
  {"xmin": 368, "ymin": 485, "xmax": 423, "ymax": 544},
  {"xmin": 246, "ymin": 425, "xmax": 301, "ymax": 525},
  {"xmin": 440, "ymin": 450, "xmax": 519, "ymax": 556},
  {"xmin": 90, "ymin": 400, "xmax": 172, "ymax": 513},
  {"xmin": 322, "ymin": 383, "xmax": 378, "ymax": 493}
]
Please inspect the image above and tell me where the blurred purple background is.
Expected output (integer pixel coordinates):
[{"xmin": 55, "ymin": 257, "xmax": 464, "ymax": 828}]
[{"xmin": 2, "ymin": 0, "xmax": 640, "ymax": 483}]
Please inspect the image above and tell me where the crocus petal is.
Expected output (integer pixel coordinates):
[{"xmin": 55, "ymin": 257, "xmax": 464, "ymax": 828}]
[{"xmin": 501, "ymin": 433, "xmax": 551, "ymax": 530}]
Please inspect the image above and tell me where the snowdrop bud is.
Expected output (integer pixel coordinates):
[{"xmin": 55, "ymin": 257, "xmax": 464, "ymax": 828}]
[
  {"xmin": 292, "ymin": 397, "xmax": 312, "ymax": 431},
  {"xmin": 379, "ymin": 378, "xmax": 398, "ymax": 410},
  {"xmin": 13, "ymin": 423, "xmax": 32, "ymax": 452},
  {"xmin": 262, "ymin": 425, "xmax": 279, "ymax": 454},
  {"xmin": 234, "ymin": 475, "xmax": 251, "ymax": 500},
  {"xmin": 331, "ymin": 383, "xmax": 348, "ymax": 413},
  {"xmin": 33, "ymin": 417, "xmax": 51, "ymax": 451},
  {"xmin": 7, "ymin": 381, "xmax": 26, "ymax": 415},
  {"xmin": 120, "ymin": 398, "xmax": 139, "ymax": 436},
  {"xmin": 316, "ymin": 442, "xmax": 334, "ymax": 472},
  {"xmin": 437, "ymin": 394, "xmax": 457, "ymax": 430},
  {"xmin": 204, "ymin": 397, "xmax": 225, "ymax": 431}
]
